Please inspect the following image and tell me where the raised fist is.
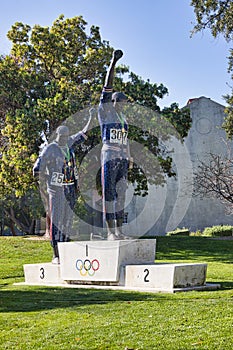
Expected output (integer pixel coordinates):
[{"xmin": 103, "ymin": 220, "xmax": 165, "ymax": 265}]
[{"xmin": 113, "ymin": 49, "xmax": 123, "ymax": 62}]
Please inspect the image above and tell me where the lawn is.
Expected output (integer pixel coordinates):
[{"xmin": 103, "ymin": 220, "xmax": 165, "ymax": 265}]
[{"xmin": 0, "ymin": 236, "xmax": 233, "ymax": 350}]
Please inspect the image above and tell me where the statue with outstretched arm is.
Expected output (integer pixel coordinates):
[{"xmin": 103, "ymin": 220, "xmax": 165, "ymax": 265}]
[
  {"xmin": 33, "ymin": 108, "xmax": 95, "ymax": 263},
  {"xmin": 98, "ymin": 50, "xmax": 131, "ymax": 240}
]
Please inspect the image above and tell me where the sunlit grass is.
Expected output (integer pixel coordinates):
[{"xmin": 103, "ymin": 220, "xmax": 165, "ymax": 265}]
[{"xmin": 1, "ymin": 236, "xmax": 233, "ymax": 349}]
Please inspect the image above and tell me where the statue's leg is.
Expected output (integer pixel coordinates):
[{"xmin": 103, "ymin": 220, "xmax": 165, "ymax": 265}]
[
  {"xmin": 52, "ymin": 244, "xmax": 59, "ymax": 264},
  {"xmin": 62, "ymin": 186, "xmax": 76, "ymax": 242},
  {"xmin": 115, "ymin": 159, "xmax": 128, "ymax": 239},
  {"xmin": 49, "ymin": 190, "xmax": 65, "ymax": 264},
  {"xmin": 115, "ymin": 218, "xmax": 124, "ymax": 237},
  {"xmin": 106, "ymin": 219, "xmax": 115, "ymax": 236},
  {"xmin": 102, "ymin": 154, "xmax": 119, "ymax": 240}
]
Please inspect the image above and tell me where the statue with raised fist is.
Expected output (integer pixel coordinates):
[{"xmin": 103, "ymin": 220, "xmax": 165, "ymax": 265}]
[{"xmin": 98, "ymin": 50, "xmax": 131, "ymax": 240}]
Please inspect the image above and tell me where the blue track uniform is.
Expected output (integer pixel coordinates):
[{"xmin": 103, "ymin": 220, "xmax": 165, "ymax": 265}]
[{"xmin": 98, "ymin": 87, "xmax": 130, "ymax": 222}]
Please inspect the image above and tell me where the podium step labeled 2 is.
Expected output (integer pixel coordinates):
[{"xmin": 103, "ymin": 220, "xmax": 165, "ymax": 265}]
[{"xmin": 125, "ymin": 263, "xmax": 208, "ymax": 292}]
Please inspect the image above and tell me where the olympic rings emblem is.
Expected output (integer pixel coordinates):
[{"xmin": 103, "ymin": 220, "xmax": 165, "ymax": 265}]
[{"xmin": 76, "ymin": 259, "xmax": 100, "ymax": 276}]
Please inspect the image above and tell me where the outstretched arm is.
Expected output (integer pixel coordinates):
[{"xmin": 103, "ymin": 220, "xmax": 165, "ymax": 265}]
[
  {"xmin": 104, "ymin": 50, "xmax": 123, "ymax": 89},
  {"xmin": 82, "ymin": 107, "xmax": 96, "ymax": 134},
  {"xmin": 70, "ymin": 107, "xmax": 96, "ymax": 145}
]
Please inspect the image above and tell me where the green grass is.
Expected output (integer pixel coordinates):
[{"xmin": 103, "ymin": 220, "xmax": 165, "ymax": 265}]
[{"xmin": 1, "ymin": 236, "xmax": 233, "ymax": 350}]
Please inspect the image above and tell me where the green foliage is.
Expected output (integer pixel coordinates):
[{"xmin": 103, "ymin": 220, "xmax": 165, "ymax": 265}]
[
  {"xmin": 0, "ymin": 14, "xmax": 191, "ymax": 200},
  {"xmin": 166, "ymin": 227, "xmax": 190, "ymax": 236},
  {"xmin": 190, "ymin": 230, "xmax": 203, "ymax": 236},
  {"xmin": 202, "ymin": 225, "xmax": 233, "ymax": 237},
  {"xmin": 191, "ymin": 0, "xmax": 233, "ymax": 138},
  {"xmin": 0, "ymin": 189, "xmax": 44, "ymax": 235},
  {"xmin": 125, "ymin": 104, "xmax": 181, "ymax": 196},
  {"xmin": 161, "ymin": 103, "xmax": 192, "ymax": 139},
  {"xmin": 191, "ymin": 0, "xmax": 233, "ymax": 41},
  {"xmin": 223, "ymin": 93, "xmax": 233, "ymax": 138},
  {"xmin": 0, "ymin": 14, "xmax": 192, "ymax": 233},
  {"xmin": 167, "ymin": 225, "xmax": 233, "ymax": 238},
  {"xmin": 0, "ymin": 15, "xmax": 112, "ymax": 198},
  {"xmin": 116, "ymin": 70, "xmax": 168, "ymax": 111}
]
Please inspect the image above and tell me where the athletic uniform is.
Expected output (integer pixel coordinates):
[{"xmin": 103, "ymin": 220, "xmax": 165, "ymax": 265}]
[
  {"xmin": 98, "ymin": 87, "xmax": 130, "ymax": 222},
  {"xmin": 33, "ymin": 131, "xmax": 87, "ymax": 248}
]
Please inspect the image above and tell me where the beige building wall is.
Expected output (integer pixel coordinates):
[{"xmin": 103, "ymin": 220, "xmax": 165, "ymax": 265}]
[{"xmin": 142, "ymin": 96, "xmax": 232, "ymax": 235}]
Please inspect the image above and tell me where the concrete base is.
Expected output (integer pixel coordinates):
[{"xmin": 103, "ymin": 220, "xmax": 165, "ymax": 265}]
[
  {"xmin": 20, "ymin": 240, "xmax": 221, "ymax": 293},
  {"xmin": 58, "ymin": 239, "xmax": 156, "ymax": 282},
  {"xmin": 125, "ymin": 263, "xmax": 208, "ymax": 292},
  {"xmin": 16, "ymin": 280, "xmax": 220, "ymax": 293},
  {"xmin": 23, "ymin": 262, "xmax": 67, "ymax": 285},
  {"xmin": 21, "ymin": 262, "xmax": 221, "ymax": 293}
]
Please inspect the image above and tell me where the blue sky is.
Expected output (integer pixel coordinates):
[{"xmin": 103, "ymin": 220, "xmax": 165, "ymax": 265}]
[{"xmin": 0, "ymin": 0, "xmax": 231, "ymax": 108}]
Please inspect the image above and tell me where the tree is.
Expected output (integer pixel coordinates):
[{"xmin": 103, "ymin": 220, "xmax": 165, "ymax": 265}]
[
  {"xmin": 0, "ymin": 15, "xmax": 113, "ymax": 197},
  {"xmin": 191, "ymin": 0, "xmax": 233, "ymax": 40},
  {"xmin": 193, "ymin": 151, "xmax": 233, "ymax": 214},
  {"xmin": 190, "ymin": 0, "xmax": 233, "ymax": 137},
  {"xmin": 0, "ymin": 15, "xmax": 191, "ymax": 234},
  {"xmin": 0, "ymin": 190, "xmax": 44, "ymax": 235}
]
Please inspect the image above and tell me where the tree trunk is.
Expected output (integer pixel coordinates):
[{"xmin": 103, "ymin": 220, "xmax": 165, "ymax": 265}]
[
  {"xmin": 4, "ymin": 207, "xmax": 31, "ymax": 235},
  {"xmin": 9, "ymin": 220, "xmax": 17, "ymax": 236}
]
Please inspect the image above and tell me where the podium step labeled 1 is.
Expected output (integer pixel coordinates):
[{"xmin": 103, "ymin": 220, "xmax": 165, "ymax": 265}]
[
  {"xmin": 125, "ymin": 263, "xmax": 210, "ymax": 292},
  {"xmin": 58, "ymin": 239, "xmax": 156, "ymax": 282}
]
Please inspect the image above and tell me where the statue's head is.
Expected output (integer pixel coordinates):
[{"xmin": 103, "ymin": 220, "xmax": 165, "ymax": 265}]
[
  {"xmin": 56, "ymin": 125, "xmax": 69, "ymax": 146},
  {"xmin": 112, "ymin": 92, "xmax": 128, "ymax": 103},
  {"xmin": 112, "ymin": 92, "xmax": 128, "ymax": 112}
]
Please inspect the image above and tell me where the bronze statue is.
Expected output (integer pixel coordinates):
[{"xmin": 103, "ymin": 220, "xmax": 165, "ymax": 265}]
[
  {"xmin": 33, "ymin": 111, "xmax": 94, "ymax": 263},
  {"xmin": 98, "ymin": 50, "xmax": 131, "ymax": 240}
]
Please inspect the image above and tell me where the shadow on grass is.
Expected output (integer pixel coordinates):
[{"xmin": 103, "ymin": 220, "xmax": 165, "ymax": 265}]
[
  {"xmin": 155, "ymin": 236, "xmax": 233, "ymax": 263},
  {"xmin": 0, "ymin": 287, "xmax": 168, "ymax": 313},
  {"xmin": 217, "ymin": 281, "xmax": 233, "ymax": 290}
]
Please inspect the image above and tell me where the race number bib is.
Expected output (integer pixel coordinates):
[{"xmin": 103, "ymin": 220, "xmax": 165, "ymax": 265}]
[
  {"xmin": 110, "ymin": 128, "xmax": 128, "ymax": 145},
  {"xmin": 51, "ymin": 172, "xmax": 64, "ymax": 187}
]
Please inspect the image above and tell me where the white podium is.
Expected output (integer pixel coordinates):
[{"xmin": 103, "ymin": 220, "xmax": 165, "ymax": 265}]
[
  {"xmin": 125, "ymin": 263, "xmax": 208, "ymax": 291},
  {"xmin": 58, "ymin": 239, "xmax": 155, "ymax": 283},
  {"xmin": 24, "ymin": 262, "xmax": 66, "ymax": 285},
  {"xmin": 21, "ymin": 239, "xmax": 220, "ymax": 293}
]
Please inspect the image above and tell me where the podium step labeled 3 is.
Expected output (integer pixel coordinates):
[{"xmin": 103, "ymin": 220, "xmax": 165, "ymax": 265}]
[{"xmin": 23, "ymin": 263, "xmax": 66, "ymax": 285}]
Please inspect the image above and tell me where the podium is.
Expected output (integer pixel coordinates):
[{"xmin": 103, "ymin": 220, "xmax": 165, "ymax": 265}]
[
  {"xmin": 21, "ymin": 239, "xmax": 220, "ymax": 293},
  {"xmin": 58, "ymin": 239, "xmax": 155, "ymax": 283}
]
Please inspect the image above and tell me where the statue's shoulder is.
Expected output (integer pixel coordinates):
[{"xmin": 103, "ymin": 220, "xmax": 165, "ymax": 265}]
[
  {"xmin": 48, "ymin": 141, "xmax": 59, "ymax": 149},
  {"xmin": 42, "ymin": 141, "xmax": 60, "ymax": 155}
]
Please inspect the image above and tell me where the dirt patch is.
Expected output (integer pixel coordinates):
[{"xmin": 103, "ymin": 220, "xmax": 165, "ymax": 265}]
[{"xmin": 24, "ymin": 234, "xmax": 50, "ymax": 241}]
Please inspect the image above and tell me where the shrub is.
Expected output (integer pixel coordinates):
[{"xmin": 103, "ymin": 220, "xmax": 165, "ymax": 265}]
[
  {"xmin": 190, "ymin": 230, "xmax": 202, "ymax": 236},
  {"xmin": 166, "ymin": 228, "xmax": 190, "ymax": 236},
  {"xmin": 202, "ymin": 225, "xmax": 233, "ymax": 237}
]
